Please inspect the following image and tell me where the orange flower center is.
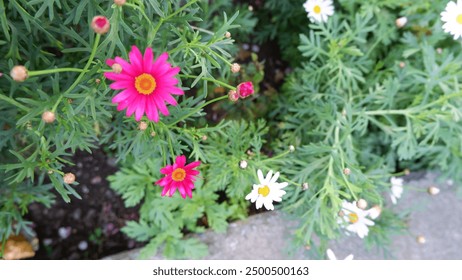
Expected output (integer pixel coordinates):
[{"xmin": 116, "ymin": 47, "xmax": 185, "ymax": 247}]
[
  {"xmin": 135, "ymin": 73, "xmax": 156, "ymax": 95},
  {"xmin": 313, "ymin": 5, "xmax": 321, "ymax": 14},
  {"xmin": 171, "ymin": 168, "xmax": 186, "ymax": 182},
  {"xmin": 348, "ymin": 213, "xmax": 359, "ymax": 224},
  {"xmin": 258, "ymin": 185, "xmax": 270, "ymax": 197}
]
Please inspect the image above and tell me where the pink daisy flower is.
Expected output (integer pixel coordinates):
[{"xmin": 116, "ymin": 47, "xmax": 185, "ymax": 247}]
[
  {"xmin": 155, "ymin": 155, "xmax": 201, "ymax": 199},
  {"xmin": 104, "ymin": 46, "xmax": 184, "ymax": 122}
]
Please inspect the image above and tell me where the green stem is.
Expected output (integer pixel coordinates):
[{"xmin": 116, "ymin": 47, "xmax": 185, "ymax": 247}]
[
  {"xmin": 167, "ymin": 95, "xmax": 229, "ymax": 127},
  {"xmin": 52, "ymin": 34, "xmax": 101, "ymax": 112},
  {"xmin": 123, "ymin": 3, "xmax": 152, "ymax": 24},
  {"xmin": 28, "ymin": 68, "xmax": 85, "ymax": 77},
  {"xmin": 0, "ymin": 93, "xmax": 28, "ymax": 111},
  {"xmin": 178, "ymin": 74, "xmax": 236, "ymax": 90},
  {"xmin": 260, "ymin": 150, "xmax": 291, "ymax": 163}
]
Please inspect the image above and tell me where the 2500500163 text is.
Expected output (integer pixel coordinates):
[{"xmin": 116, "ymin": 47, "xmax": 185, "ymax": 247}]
[{"xmin": 245, "ymin": 266, "xmax": 309, "ymax": 276}]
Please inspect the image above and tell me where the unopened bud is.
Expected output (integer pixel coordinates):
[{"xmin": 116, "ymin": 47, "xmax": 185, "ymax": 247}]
[
  {"xmin": 225, "ymin": 31, "xmax": 231, "ymax": 38},
  {"xmin": 138, "ymin": 121, "xmax": 148, "ymax": 131},
  {"xmin": 201, "ymin": 135, "xmax": 207, "ymax": 141},
  {"xmin": 399, "ymin": 61, "xmax": 406, "ymax": 68},
  {"xmin": 368, "ymin": 205, "xmax": 382, "ymax": 219},
  {"xmin": 10, "ymin": 65, "xmax": 28, "ymax": 82},
  {"xmin": 63, "ymin": 173, "xmax": 76, "ymax": 184},
  {"xmin": 427, "ymin": 186, "xmax": 440, "ymax": 195},
  {"xmin": 228, "ymin": 90, "xmax": 239, "ymax": 102},
  {"xmin": 304, "ymin": 245, "xmax": 311, "ymax": 250},
  {"xmin": 237, "ymin": 81, "xmax": 254, "ymax": 98},
  {"xmin": 436, "ymin": 48, "xmax": 443, "ymax": 54},
  {"xmin": 95, "ymin": 78, "xmax": 101, "ymax": 84},
  {"xmin": 416, "ymin": 235, "xmax": 426, "ymax": 244},
  {"xmin": 150, "ymin": 131, "xmax": 156, "ymax": 137},
  {"xmin": 289, "ymin": 145, "xmax": 295, "ymax": 152},
  {"xmin": 343, "ymin": 168, "xmax": 351, "ymax": 175},
  {"xmin": 338, "ymin": 210, "xmax": 345, "ymax": 217},
  {"xmin": 404, "ymin": 168, "xmax": 411, "ymax": 175},
  {"xmin": 111, "ymin": 63, "xmax": 122, "ymax": 74},
  {"xmin": 248, "ymin": 5, "xmax": 254, "ymax": 11},
  {"xmin": 48, "ymin": 170, "xmax": 53, "ymax": 174},
  {"xmin": 356, "ymin": 199, "xmax": 368, "ymax": 210},
  {"xmin": 239, "ymin": 160, "xmax": 248, "ymax": 169},
  {"xmin": 395, "ymin": 17, "xmax": 407, "ymax": 28},
  {"xmin": 91, "ymin": 16, "xmax": 110, "ymax": 35},
  {"xmin": 42, "ymin": 111, "xmax": 56, "ymax": 123},
  {"xmin": 302, "ymin": 183, "xmax": 309, "ymax": 190},
  {"xmin": 114, "ymin": 0, "xmax": 126, "ymax": 6},
  {"xmin": 231, "ymin": 63, "xmax": 241, "ymax": 73}
]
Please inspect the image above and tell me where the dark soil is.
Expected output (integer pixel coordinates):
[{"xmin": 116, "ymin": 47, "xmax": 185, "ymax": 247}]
[{"xmin": 27, "ymin": 149, "xmax": 144, "ymax": 260}]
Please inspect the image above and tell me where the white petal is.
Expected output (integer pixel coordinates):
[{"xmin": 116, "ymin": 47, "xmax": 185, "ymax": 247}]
[
  {"xmin": 255, "ymin": 198, "xmax": 263, "ymax": 209},
  {"xmin": 263, "ymin": 200, "xmax": 274, "ymax": 211},
  {"xmin": 326, "ymin": 249, "xmax": 337, "ymax": 260},
  {"xmin": 257, "ymin": 169, "xmax": 264, "ymax": 183},
  {"xmin": 270, "ymin": 171, "xmax": 280, "ymax": 184},
  {"xmin": 344, "ymin": 254, "xmax": 354, "ymax": 260}
]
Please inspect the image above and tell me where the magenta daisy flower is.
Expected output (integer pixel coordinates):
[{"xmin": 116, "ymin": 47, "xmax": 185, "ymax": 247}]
[
  {"xmin": 104, "ymin": 46, "xmax": 184, "ymax": 122},
  {"xmin": 155, "ymin": 155, "xmax": 201, "ymax": 199}
]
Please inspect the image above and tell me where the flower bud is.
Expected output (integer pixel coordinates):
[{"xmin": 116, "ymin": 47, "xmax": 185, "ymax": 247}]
[
  {"xmin": 228, "ymin": 90, "xmax": 239, "ymax": 102},
  {"xmin": 395, "ymin": 17, "xmax": 407, "ymax": 28},
  {"xmin": 150, "ymin": 131, "xmax": 156, "ymax": 137},
  {"xmin": 10, "ymin": 65, "xmax": 28, "ymax": 82},
  {"xmin": 427, "ymin": 186, "xmax": 440, "ymax": 195},
  {"xmin": 356, "ymin": 199, "xmax": 368, "ymax": 210},
  {"xmin": 42, "ymin": 111, "xmax": 56, "ymax": 123},
  {"xmin": 138, "ymin": 121, "xmax": 148, "ymax": 131},
  {"xmin": 201, "ymin": 135, "xmax": 207, "ymax": 141},
  {"xmin": 239, "ymin": 160, "xmax": 248, "ymax": 169},
  {"xmin": 91, "ymin": 16, "xmax": 110, "ymax": 35},
  {"xmin": 63, "ymin": 173, "xmax": 76, "ymax": 184},
  {"xmin": 436, "ymin": 48, "xmax": 443, "ymax": 54},
  {"xmin": 231, "ymin": 63, "xmax": 241, "ymax": 73},
  {"xmin": 302, "ymin": 183, "xmax": 309, "ymax": 190},
  {"xmin": 416, "ymin": 235, "xmax": 426, "ymax": 244},
  {"xmin": 237, "ymin": 81, "xmax": 254, "ymax": 98},
  {"xmin": 225, "ymin": 31, "xmax": 231, "ymax": 38},
  {"xmin": 111, "ymin": 63, "xmax": 122, "ymax": 74},
  {"xmin": 289, "ymin": 145, "xmax": 295, "ymax": 152},
  {"xmin": 404, "ymin": 168, "xmax": 411, "ymax": 175},
  {"xmin": 114, "ymin": 0, "xmax": 126, "ymax": 6},
  {"xmin": 343, "ymin": 168, "xmax": 351, "ymax": 175},
  {"xmin": 399, "ymin": 61, "xmax": 406, "ymax": 68},
  {"xmin": 338, "ymin": 210, "xmax": 345, "ymax": 217}
]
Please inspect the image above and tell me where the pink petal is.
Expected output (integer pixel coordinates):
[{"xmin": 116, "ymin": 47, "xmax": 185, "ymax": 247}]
[
  {"xmin": 112, "ymin": 90, "xmax": 132, "ymax": 103},
  {"xmin": 115, "ymin": 57, "xmax": 136, "ymax": 76},
  {"xmin": 185, "ymin": 161, "xmax": 200, "ymax": 169},
  {"xmin": 175, "ymin": 155, "xmax": 186, "ymax": 167},
  {"xmin": 145, "ymin": 96, "xmax": 159, "ymax": 122},
  {"xmin": 143, "ymin": 48, "xmax": 154, "ymax": 73},
  {"xmin": 104, "ymin": 72, "xmax": 133, "ymax": 81},
  {"xmin": 161, "ymin": 186, "xmax": 170, "ymax": 197},
  {"xmin": 151, "ymin": 53, "xmax": 169, "ymax": 74},
  {"xmin": 125, "ymin": 96, "xmax": 140, "ymax": 117},
  {"xmin": 135, "ymin": 97, "xmax": 146, "ymax": 121},
  {"xmin": 169, "ymin": 87, "xmax": 184, "ymax": 95},
  {"xmin": 129, "ymin": 46, "xmax": 143, "ymax": 72},
  {"xmin": 178, "ymin": 182, "xmax": 187, "ymax": 199},
  {"xmin": 153, "ymin": 97, "xmax": 170, "ymax": 116},
  {"xmin": 106, "ymin": 59, "xmax": 115, "ymax": 67},
  {"xmin": 109, "ymin": 80, "xmax": 133, "ymax": 90},
  {"xmin": 169, "ymin": 185, "xmax": 177, "ymax": 197},
  {"xmin": 160, "ymin": 165, "xmax": 173, "ymax": 174}
]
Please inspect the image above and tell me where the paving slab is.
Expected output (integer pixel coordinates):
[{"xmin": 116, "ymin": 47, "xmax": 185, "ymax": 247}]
[{"xmin": 103, "ymin": 172, "xmax": 462, "ymax": 260}]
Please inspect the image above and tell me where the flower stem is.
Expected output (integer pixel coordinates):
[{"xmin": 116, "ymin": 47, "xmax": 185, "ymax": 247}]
[
  {"xmin": 28, "ymin": 68, "xmax": 85, "ymax": 77},
  {"xmin": 260, "ymin": 150, "xmax": 291, "ymax": 163},
  {"xmin": 52, "ymin": 34, "xmax": 101, "ymax": 112},
  {"xmin": 167, "ymin": 95, "xmax": 229, "ymax": 127},
  {"xmin": 0, "ymin": 93, "xmax": 28, "ymax": 111},
  {"xmin": 178, "ymin": 74, "xmax": 236, "ymax": 90}
]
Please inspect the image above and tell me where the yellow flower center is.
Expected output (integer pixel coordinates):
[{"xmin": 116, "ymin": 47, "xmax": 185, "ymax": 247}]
[
  {"xmin": 457, "ymin": 14, "xmax": 462, "ymax": 24},
  {"xmin": 171, "ymin": 168, "xmax": 186, "ymax": 182},
  {"xmin": 313, "ymin": 5, "xmax": 321, "ymax": 14},
  {"xmin": 258, "ymin": 185, "xmax": 270, "ymax": 197},
  {"xmin": 135, "ymin": 73, "xmax": 156, "ymax": 95},
  {"xmin": 348, "ymin": 213, "xmax": 359, "ymax": 224}
]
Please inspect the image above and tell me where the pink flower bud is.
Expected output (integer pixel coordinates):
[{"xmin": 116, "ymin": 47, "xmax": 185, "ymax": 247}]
[
  {"xmin": 231, "ymin": 63, "xmax": 240, "ymax": 73},
  {"xmin": 10, "ymin": 65, "xmax": 28, "ymax": 82},
  {"xmin": 91, "ymin": 16, "xmax": 110, "ymax": 35},
  {"xmin": 237, "ymin": 81, "xmax": 254, "ymax": 98},
  {"xmin": 114, "ymin": 0, "xmax": 126, "ymax": 6},
  {"xmin": 228, "ymin": 90, "xmax": 239, "ymax": 102},
  {"xmin": 42, "ymin": 111, "xmax": 56, "ymax": 123}
]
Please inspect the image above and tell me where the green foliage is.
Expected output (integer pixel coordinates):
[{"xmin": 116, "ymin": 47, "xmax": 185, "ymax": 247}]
[{"xmin": 268, "ymin": 0, "xmax": 462, "ymax": 253}]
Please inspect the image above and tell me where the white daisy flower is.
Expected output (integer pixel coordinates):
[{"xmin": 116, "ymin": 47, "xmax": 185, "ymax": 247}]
[
  {"xmin": 326, "ymin": 248, "xmax": 354, "ymax": 260},
  {"xmin": 390, "ymin": 176, "xmax": 404, "ymax": 204},
  {"xmin": 303, "ymin": 0, "xmax": 334, "ymax": 23},
  {"xmin": 338, "ymin": 200, "xmax": 375, "ymax": 239},
  {"xmin": 245, "ymin": 169, "xmax": 288, "ymax": 211},
  {"xmin": 441, "ymin": 0, "xmax": 462, "ymax": 39}
]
